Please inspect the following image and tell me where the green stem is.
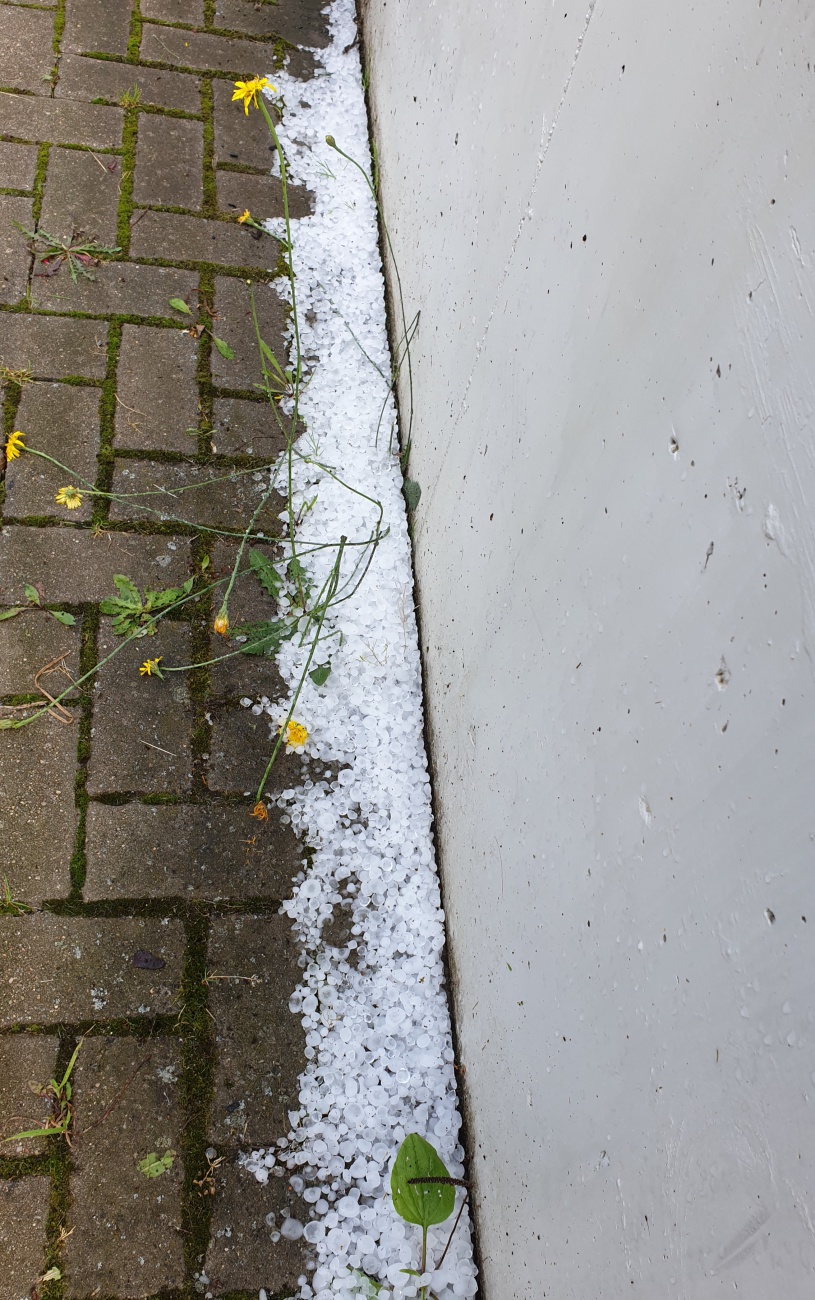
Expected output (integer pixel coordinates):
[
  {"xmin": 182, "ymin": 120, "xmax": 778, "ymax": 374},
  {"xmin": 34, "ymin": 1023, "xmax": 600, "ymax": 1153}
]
[{"xmin": 254, "ymin": 536, "xmax": 346, "ymax": 802}]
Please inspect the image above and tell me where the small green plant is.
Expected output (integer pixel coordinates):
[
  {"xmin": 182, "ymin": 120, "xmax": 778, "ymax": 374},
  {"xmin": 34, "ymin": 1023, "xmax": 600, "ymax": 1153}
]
[
  {"xmin": 3, "ymin": 1039, "xmax": 84, "ymax": 1147},
  {"xmin": 119, "ymin": 84, "xmax": 141, "ymax": 108},
  {"xmin": 137, "ymin": 1149, "xmax": 175, "ymax": 1177},
  {"xmin": 387, "ymin": 1134, "xmax": 469, "ymax": 1300},
  {"xmin": 168, "ymin": 297, "xmax": 235, "ymax": 361},
  {"xmin": 99, "ymin": 574, "xmax": 195, "ymax": 636},
  {"xmin": 0, "ymin": 876, "xmax": 31, "ymax": 916},
  {"xmin": 14, "ymin": 223, "xmax": 121, "ymax": 282}
]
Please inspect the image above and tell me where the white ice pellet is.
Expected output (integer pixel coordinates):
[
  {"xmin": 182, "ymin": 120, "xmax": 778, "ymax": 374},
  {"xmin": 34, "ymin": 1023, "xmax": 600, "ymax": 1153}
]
[
  {"xmin": 280, "ymin": 1218, "xmax": 304, "ymax": 1241},
  {"xmin": 237, "ymin": 1, "xmax": 477, "ymax": 1297}
]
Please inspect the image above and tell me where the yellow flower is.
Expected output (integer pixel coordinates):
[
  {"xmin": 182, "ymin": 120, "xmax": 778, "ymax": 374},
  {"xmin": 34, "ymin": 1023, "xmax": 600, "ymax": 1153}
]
[
  {"xmin": 277, "ymin": 718, "xmax": 308, "ymax": 753},
  {"xmin": 5, "ymin": 431, "xmax": 25, "ymax": 461},
  {"xmin": 250, "ymin": 801, "xmax": 269, "ymax": 821},
  {"xmin": 54, "ymin": 485, "xmax": 83, "ymax": 510},
  {"xmin": 213, "ymin": 608, "xmax": 229, "ymax": 636},
  {"xmin": 139, "ymin": 657, "xmax": 163, "ymax": 678},
  {"xmin": 232, "ymin": 76, "xmax": 275, "ymax": 114},
  {"xmin": 237, "ymin": 209, "xmax": 252, "ymax": 224}
]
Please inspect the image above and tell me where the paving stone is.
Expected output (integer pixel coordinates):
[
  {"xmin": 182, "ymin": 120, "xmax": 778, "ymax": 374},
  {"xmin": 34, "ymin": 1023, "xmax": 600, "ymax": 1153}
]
[
  {"xmin": 142, "ymin": 0, "xmax": 204, "ymax": 22},
  {"xmin": 0, "ymin": 722, "xmax": 77, "ymax": 904},
  {"xmin": 205, "ymin": 1157, "xmax": 307, "ymax": 1294},
  {"xmin": 84, "ymin": 800, "xmax": 302, "ymax": 899},
  {"xmin": 0, "ymin": 1178, "xmax": 51, "ymax": 1300},
  {"xmin": 0, "ymin": 140, "xmax": 39, "ymax": 191},
  {"xmin": 207, "ymin": 704, "xmax": 302, "ymax": 794},
  {"xmin": 217, "ymin": 166, "xmax": 313, "ymax": 221},
  {"xmin": 0, "ymin": 6, "xmax": 56, "ymax": 94},
  {"xmin": 0, "ymin": 609, "xmax": 80, "ymax": 695},
  {"xmin": 0, "ymin": 915, "xmax": 184, "ymax": 1025},
  {"xmin": 208, "ymin": 915, "xmax": 304, "ymax": 1147},
  {"xmin": 129, "ymin": 206, "xmax": 279, "ymax": 269},
  {"xmin": 0, "ymin": 1036, "xmax": 60, "ymax": 1158},
  {"xmin": 0, "ymin": 526, "xmax": 191, "ymax": 605},
  {"xmin": 56, "ymin": 53, "xmax": 202, "ymax": 113},
  {"xmin": 63, "ymin": 0, "xmax": 134, "ymax": 56},
  {"xmin": 65, "ymin": 1037, "xmax": 185, "ymax": 1297},
  {"xmin": 31, "ymin": 260, "xmax": 198, "ymax": 317},
  {"xmin": 38, "ymin": 145, "xmax": 122, "ymax": 246},
  {"xmin": 212, "ymin": 75, "xmax": 277, "ymax": 169},
  {"xmin": 0, "ymin": 313, "xmax": 108, "ymax": 378},
  {"xmin": 115, "ymin": 323, "xmax": 199, "ymax": 450},
  {"xmin": 215, "ymin": 0, "xmax": 330, "ymax": 46},
  {"xmin": 212, "ymin": 396, "xmax": 287, "ymax": 457},
  {"xmin": 140, "ymin": 23, "xmax": 278, "ymax": 73},
  {"xmin": 0, "ymin": 194, "xmax": 33, "ymax": 305},
  {"xmin": 0, "ymin": 90, "xmax": 123, "ymax": 148},
  {"xmin": 133, "ymin": 113, "xmax": 203, "ymax": 210},
  {"xmin": 110, "ymin": 458, "xmax": 284, "ymax": 531},
  {"xmin": 87, "ymin": 620, "xmax": 193, "ymax": 795},
  {"xmin": 4, "ymin": 381, "xmax": 100, "ymax": 520},
  {"xmin": 212, "ymin": 273, "xmax": 287, "ymax": 388}
]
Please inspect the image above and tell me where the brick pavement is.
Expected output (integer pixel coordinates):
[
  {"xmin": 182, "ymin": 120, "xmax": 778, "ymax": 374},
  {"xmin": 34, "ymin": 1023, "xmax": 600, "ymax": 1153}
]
[{"xmin": 0, "ymin": 1, "xmax": 328, "ymax": 1295}]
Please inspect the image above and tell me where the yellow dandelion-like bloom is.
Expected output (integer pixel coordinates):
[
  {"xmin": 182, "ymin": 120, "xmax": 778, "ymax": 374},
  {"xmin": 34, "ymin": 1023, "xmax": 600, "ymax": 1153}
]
[
  {"xmin": 232, "ymin": 76, "xmax": 275, "ymax": 114},
  {"xmin": 213, "ymin": 609, "xmax": 229, "ymax": 636},
  {"xmin": 139, "ymin": 656, "xmax": 163, "ymax": 678},
  {"xmin": 277, "ymin": 718, "xmax": 308, "ymax": 753},
  {"xmin": 251, "ymin": 801, "xmax": 269, "ymax": 821},
  {"xmin": 237, "ymin": 209, "xmax": 252, "ymax": 225},
  {"xmin": 54, "ymin": 485, "xmax": 83, "ymax": 510},
  {"xmin": 5, "ymin": 430, "xmax": 25, "ymax": 461}
]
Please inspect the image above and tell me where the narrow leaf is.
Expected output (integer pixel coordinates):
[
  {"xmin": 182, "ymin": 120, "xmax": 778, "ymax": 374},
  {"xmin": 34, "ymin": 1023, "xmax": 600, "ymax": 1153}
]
[
  {"xmin": 24, "ymin": 584, "xmax": 41, "ymax": 606},
  {"xmin": 213, "ymin": 335, "xmax": 235, "ymax": 360},
  {"xmin": 169, "ymin": 297, "xmax": 192, "ymax": 315},
  {"xmin": 248, "ymin": 548, "xmax": 282, "ymax": 600},
  {"xmin": 391, "ymin": 1134, "xmax": 455, "ymax": 1229},
  {"xmin": 49, "ymin": 610, "xmax": 76, "ymax": 626}
]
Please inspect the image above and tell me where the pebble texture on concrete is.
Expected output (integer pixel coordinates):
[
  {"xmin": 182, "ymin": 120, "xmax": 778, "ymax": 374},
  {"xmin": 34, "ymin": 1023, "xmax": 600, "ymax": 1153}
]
[{"xmin": 0, "ymin": 1, "xmax": 325, "ymax": 1294}]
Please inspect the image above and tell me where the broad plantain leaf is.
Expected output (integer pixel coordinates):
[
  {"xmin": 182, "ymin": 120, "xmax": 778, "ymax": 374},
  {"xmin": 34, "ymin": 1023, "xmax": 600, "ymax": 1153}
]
[
  {"xmin": 249, "ymin": 547, "xmax": 282, "ymax": 600},
  {"xmin": 169, "ymin": 297, "xmax": 192, "ymax": 315},
  {"xmin": 233, "ymin": 619, "xmax": 294, "ymax": 657},
  {"xmin": 49, "ymin": 610, "xmax": 76, "ymax": 626},
  {"xmin": 390, "ymin": 1134, "xmax": 455, "ymax": 1228},
  {"xmin": 403, "ymin": 479, "xmax": 421, "ymax": 512}
]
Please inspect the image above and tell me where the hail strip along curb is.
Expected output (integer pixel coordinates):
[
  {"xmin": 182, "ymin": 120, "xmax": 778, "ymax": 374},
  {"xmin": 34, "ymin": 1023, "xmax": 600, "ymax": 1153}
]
[{"xmin": 235, "ymin": 3, "xmax": 478, "ymax": 1299}]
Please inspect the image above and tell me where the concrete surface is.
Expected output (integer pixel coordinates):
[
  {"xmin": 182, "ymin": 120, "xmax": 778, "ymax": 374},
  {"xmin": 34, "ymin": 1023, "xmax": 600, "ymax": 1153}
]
[{"xmin": 362, "ymin": 1, "xmax": 815, "ymax": 1295}]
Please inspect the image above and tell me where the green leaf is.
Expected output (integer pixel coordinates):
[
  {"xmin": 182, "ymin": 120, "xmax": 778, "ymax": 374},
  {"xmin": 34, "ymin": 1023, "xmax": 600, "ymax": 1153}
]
[
  {"xmin": 403, "ymin": 479, "xmax": 422, "ymax": 512},
  {"xmin": 169, "ymin": 297, "xmax": 192, "ymax": 315},
  {"xmin": 212, "ymin": 335, "xmax": 235, "ymax": 360},
  {"xmin": 259, "ymin": 339, "xmax": 287, "ymax": 381},
  {"xmin": 232, "ymin": 619, "xmax": 294, "ymax": 657},
  {"xmin": 309, "ymin": 662, "xmax": 331, "ymax": 687},
  {"xmin": 0, "ymin": 607, "xmax": 23, "ymax": 621},
  {"xmin": 248, "ymin": 548, "xmax": 282, "ymax": 600},
  {"xmin": 143, "ymin": 576, "xmax": 194, "ymax": 612},
  {"xmin": 137, "ymin": 1150, "xmax": 175, "ymax": 1178},
  {"xmin": 24, "ymin": 584, "xmax": 41, "ymax": 606},
  {"xmin": 111, "ymin": 574, "xmax": 142, "ymax": 607},
  {"xmin": 287, "ymin": 555, "xmax": 309, "ymax": 592},
  {"xmin": 390, "ymin": 1134, "xmax": 455, "ymax": 1228},
  {"xmin": 40, "ymin": 1267, "xmax": 62, "ymax": 1282},
  {"xmin": 49, "ymin": 610, "xmax": 76, "ymax": 626}
]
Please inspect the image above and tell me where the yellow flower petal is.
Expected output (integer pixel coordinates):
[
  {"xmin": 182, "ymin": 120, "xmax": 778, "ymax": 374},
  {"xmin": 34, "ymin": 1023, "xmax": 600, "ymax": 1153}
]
[
  {"xmin": 5, "ymin": 430, "xmax": 25, "ymax": 461},
  {"xmin": 231, "ymin": 76, "xmax": 274, "ymax": 114},
  {"xmin": 54, "ymin": 485, "xmax": 83, "ymax": 510},
  {"xmin": 237, "ymin": 209, "xmax": 252, "ymax": 224},
  {"xmin": 139, "ymin": 657, "xmax": 163, "ymax": 677}
]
